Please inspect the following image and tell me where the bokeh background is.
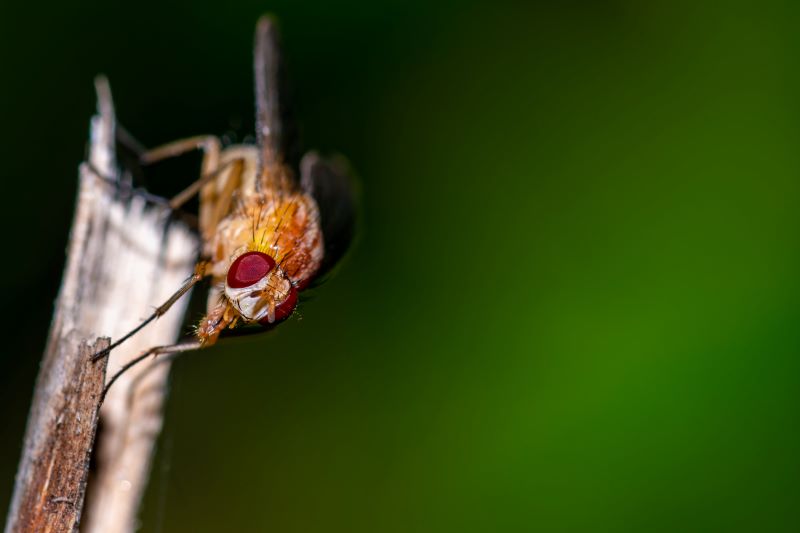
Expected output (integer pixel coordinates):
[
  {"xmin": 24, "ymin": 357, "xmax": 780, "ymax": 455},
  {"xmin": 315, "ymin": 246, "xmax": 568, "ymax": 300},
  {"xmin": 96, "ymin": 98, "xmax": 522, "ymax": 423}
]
[{"xmin": 2, "ymin": 1, "xmax": 799, "ymax": 531}]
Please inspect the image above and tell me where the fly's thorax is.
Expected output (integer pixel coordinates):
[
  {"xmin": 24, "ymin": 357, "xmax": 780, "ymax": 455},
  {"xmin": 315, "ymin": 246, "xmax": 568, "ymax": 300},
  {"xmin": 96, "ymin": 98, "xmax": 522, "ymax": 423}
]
[{"xmin": 208, "ymin": 190, "xmax": 325, "ymax": 287}]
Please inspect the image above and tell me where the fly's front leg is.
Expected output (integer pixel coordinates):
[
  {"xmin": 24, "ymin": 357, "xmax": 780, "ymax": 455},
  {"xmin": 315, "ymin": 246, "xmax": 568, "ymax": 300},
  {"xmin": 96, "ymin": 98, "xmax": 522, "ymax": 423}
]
[
  {"xmin": 101, "ymin": 340, "xmax": 203, "ymax": 404},
  {"xmin": 90, "ymin": 261, "xmax": 211, "ymax": 361},
  {"xmin": 196, "ymin": 301, "xmax": 238, "ymax": 346}
]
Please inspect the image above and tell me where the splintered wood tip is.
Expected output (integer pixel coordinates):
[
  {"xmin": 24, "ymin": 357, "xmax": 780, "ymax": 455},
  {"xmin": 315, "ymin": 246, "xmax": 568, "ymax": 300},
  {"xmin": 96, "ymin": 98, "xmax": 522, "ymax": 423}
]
[{"xmin": 257, "ymin": 14, "xmax": 278, "ymax": 37}]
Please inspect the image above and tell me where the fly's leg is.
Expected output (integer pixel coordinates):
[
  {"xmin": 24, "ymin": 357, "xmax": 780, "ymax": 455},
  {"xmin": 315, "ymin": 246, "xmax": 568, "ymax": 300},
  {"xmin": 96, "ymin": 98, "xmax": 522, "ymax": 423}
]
[
  {"xmin": 196, "ymin": 301, "xmax": 238, "ymax": 346},
  {"xmin": 204, "ymin": 158, "xmax": 244, "ymax": 241},
  {"xmin": 139, "ymin": 135, "xmax": 244, "ymax": 241},
  {"xmin": 86, "ymin": 134, "xmax": 221, "ymax": 211},
  {"xmin": 150, "ymin": 156, "xmax": 244, "ymax": 243},
  {"xmin": 85, "ymin": 161, "xmax": 173, "ymax": 207},
  {"xmin": 140, "ymin": 134, "xmax": 223, "ymax": 213},
  {"xmin": 100, "ymin": 340, "xmax": 203, "ymax": 404},
  {"xmin": 169, "ymin": 158, "xmax": 244, "ymax": 214},
  {"xmin": 116, "ymin": 123, "xmax": 148, "ymax": 159},
  {"xmin": 123, "ymin": 351, "xmax": 182, "ymax": 410},
  {"xmin": 94, "ymin": 133, "xmax": 227, "ymax": 210},
  {"xmin": 90, "ymin": 261, "xmax": 211, "ymax": 361},
  {"xmin": 141, "ymin": 135, "xmax": 221, "ymax": 176},
  {"xmin": 103, "ymin": 301, "xmax": 234, "ymax": 396}
]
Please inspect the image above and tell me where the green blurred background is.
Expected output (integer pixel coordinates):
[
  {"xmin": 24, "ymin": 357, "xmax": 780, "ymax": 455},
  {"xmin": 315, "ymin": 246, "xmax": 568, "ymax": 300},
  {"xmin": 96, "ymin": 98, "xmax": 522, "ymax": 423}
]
[{"xmin": 2, "ymin": 1, "xmax": 799, "ymax": 531}]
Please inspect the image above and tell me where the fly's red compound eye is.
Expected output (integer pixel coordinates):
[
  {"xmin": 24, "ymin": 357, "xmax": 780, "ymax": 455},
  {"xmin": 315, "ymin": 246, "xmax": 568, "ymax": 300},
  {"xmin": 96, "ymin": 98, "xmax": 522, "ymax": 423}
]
[
  {"xmin": 274, "ymin": 286, "xmax": 298, "ymax": 322},
  {"xmin": 259, "ymin": 286, "xmax": 298, "ymax": 326},
  {"xmin": 227, "ymin": 251, "xmax": 276, "ymax": 288}
]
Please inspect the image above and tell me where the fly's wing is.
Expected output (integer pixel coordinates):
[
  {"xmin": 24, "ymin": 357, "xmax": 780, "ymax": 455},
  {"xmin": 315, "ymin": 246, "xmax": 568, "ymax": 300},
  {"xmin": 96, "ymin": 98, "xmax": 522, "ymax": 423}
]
[
  {"xmin": 301, "ymin": 151, "xmax": 358, "ymax": 279},
  {"xmin": 254, "ymin": 15, "xmax": 283, "ymax": 171},
  {"xmin": 254, "ymin": 15, "xmax": 301, "ymax": 186}
]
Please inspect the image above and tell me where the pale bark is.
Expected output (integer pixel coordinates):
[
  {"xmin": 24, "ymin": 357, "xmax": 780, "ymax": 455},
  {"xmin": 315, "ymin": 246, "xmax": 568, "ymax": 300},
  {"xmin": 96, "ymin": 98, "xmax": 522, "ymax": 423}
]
[{"xmin": 5, "ymin": 78, "xmax": 198, "ymax": 533}]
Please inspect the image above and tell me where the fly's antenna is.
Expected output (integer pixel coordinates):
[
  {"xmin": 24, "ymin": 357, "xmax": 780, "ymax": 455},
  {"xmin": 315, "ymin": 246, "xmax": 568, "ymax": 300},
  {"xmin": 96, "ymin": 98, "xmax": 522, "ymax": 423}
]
[{"xmin": 254, "ymin": 15, "xmax": 283, "ymax": 178}]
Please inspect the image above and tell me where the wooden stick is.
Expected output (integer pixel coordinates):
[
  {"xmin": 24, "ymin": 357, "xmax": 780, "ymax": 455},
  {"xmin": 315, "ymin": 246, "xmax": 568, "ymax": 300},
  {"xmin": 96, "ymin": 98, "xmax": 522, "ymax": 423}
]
[
  {"xmin": 4, "ymin": 78, "xmax": 198, "ymax": 533},
  {"xmin": 4, "ymin": 339, "xmax": 108, "ymax": 533}
]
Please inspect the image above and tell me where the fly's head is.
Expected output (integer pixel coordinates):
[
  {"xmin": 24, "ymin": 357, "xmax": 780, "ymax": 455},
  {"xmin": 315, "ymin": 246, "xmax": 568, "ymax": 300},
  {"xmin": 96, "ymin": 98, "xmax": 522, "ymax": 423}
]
[{"xmin": 224, "ymin": 251, "xmax": 298, "ymax": 326}]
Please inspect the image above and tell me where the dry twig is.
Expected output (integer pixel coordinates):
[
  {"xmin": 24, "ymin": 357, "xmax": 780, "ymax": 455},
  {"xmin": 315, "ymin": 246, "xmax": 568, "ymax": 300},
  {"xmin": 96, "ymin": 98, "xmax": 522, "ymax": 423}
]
[{"xmin": 5, "ymin": 78, "xmax": 198, "ymax": 533}]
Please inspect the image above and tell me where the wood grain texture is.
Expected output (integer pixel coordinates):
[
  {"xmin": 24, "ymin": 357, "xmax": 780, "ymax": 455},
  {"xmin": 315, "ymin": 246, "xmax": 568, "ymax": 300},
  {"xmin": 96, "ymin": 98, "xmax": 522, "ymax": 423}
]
[
  {"xmin": 7, "ymin": 340, "xmax": 108, "ymax": 533},
  {"xmin": 5, "ymin": 78, "xmax": 198, "ymax": 533}
]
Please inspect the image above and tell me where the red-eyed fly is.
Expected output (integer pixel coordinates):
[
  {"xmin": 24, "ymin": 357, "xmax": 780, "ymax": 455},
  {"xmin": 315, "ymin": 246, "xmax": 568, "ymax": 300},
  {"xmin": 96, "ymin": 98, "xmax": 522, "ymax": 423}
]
[{"xmin": 93, "ymin": 16, "xmax": 356, "ymax": 392}]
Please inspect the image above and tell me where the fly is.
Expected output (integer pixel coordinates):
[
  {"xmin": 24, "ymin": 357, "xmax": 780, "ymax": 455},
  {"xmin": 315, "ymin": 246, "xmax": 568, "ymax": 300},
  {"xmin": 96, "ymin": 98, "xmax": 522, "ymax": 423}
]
[{"xmin": 93, "ymin": 16, "xmax": 356, "ymax": 392}]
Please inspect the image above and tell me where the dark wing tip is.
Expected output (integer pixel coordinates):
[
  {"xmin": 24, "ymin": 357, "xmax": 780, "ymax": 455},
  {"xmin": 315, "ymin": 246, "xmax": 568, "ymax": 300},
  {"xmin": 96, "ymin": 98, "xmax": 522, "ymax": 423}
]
[
  {"xmin": 300, "ymin": 151, "xmax": 359, "ymax": 279},
  {"xmin": 254, "ymin": 14, "xmax": 285, "ymax": 171},
  {"xmin": 256, "ymin": 14, "xmax": 278, "ymax": 42}
]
